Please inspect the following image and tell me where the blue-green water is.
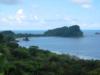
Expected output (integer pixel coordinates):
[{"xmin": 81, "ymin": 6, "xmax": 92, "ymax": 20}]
[{"xmin": 17, "ymin": 30, "xmax": 100, "ymax": 59}]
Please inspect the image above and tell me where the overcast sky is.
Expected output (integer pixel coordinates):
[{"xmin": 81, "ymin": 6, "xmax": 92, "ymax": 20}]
[{"xmin": 0, "ymin": 0, "xmax": 100, "ymax": 30}]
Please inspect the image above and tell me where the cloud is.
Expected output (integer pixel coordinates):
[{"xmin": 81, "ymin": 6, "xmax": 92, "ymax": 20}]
[
  {"xmin": 34, "ymin": 16, "xmax": 39, "ymax": 20},
  {"xmin": 64, "ymin": 16, "xmax": 72, "ymax": 21},
  {"xmin": 1, "ymin": 17, "xmax": 8, "ymax": 22},
  {"xmin": 82, "ymin": 4, "xmax": 91, "ymax": 8},
  {"xmin": 0, "ymin": 8, "xmax": 26, "ymax": 25},
  {"xmin": 71, "ymin": 0, "xmax": 92, "ymax": 8},
  {"xmin": 15, "ymin": 9, "xmax": 26, "ymax": 23},
  {"xmin": 0, "ymin": 0, "xmax": 22, "ymax": 4}
]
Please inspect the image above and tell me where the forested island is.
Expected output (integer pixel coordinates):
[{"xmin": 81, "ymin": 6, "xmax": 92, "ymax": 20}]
[
  {"xmin": 0, "ymin": 30, "xmax": 100, "ymax": 75},
  {"xmin": 44, "ymin": 25, "xmax": 83, "ymax": 37}
]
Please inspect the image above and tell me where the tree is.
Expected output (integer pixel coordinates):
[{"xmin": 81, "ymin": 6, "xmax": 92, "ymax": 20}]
[{"xmin": 1, "ymin": 31, "xmax": 15, "ymax": 43}]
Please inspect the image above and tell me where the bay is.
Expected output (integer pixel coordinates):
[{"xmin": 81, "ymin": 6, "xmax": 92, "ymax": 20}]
[{"xmin": 17, "ymin": 30, "xmax": 100, "ymax": 59}]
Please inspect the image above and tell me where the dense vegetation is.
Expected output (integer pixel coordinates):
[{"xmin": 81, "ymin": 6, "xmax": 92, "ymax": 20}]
[
  {"xmin": 44, "ymin": 25, "xmax": 83, "ymax": 37},
  {"xmin": 0, "ymin": 31, "xmax": 100, "ymax": 75},
  {"xmin": 0, "ymin": 31, "xmax": 16, "ymax": 42}
]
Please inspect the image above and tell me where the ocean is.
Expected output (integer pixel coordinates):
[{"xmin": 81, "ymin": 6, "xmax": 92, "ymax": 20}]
[{"xmin": 16, "ymin": 30, "xmax": 100, "ymax": 60}]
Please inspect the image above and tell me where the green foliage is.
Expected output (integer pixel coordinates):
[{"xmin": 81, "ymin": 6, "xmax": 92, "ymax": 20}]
[
  {"xmin": 0, "ymin": 34, "xmax": 4, "ymax": 43},
  {"xmin": 0, "ymin": 31, "xmax": 15, "ymax": 38},
  {"xmin": 88, "ymin": 68, "xmax": 100, "ymax": 75},
  {"xmin": 0, "ymin": 31, "xmax": 15, "ymax": 43}
]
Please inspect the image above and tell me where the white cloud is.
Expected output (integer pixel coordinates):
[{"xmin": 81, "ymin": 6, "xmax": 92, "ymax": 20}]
[
  {"xmin": 16, "ymin": 9, "xmax": 25, "ymax": 19},
  {"xmin": 15, "ymin": 9, "xmax": 26, "ymax": 23},
  {"xmin": 34, "ymin": 15, "xmax": 39, "ymax": 20},
  {"xmin": 82, "ymin": 4, "xmax": 91, "ymax": 8},
  {"xmin": 0, "ymin": 8, "xmax": 26, "ymax": 25},
  {"xmin": 64, "ymin": 16, "xmax": 72, "ymax": 21},
  {"xmin": 71, "ymin": 0, "xmax": 92, "ymax": 8},
  {"xmin": 72, "ymin": 0, "xmax": 91, "ymax": 4},
  {"xmin": 1, "ymin": 17, "xmax": 8, "ymax": 22}
]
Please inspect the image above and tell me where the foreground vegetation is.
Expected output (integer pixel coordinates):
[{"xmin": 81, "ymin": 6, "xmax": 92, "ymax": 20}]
[{"xmin": 0, "ymin": 31, "xmax": 100, "ymax": 75}]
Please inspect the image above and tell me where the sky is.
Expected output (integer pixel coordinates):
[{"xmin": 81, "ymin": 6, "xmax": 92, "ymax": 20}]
[{"xmin": 0, "ymin": 0, "xmax": 100, "ymax": 30}]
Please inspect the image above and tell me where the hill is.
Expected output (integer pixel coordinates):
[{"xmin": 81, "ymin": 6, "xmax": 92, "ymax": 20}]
[{"xmin": 44, "ymin": 25, "xmax": 83, "ymax": 37}]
